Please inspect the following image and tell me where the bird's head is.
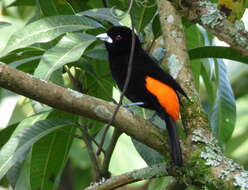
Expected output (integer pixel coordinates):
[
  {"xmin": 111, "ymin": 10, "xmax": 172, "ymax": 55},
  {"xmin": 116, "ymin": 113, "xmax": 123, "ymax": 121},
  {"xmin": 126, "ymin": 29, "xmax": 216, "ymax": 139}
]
[{"xmin": 96, "ymin": 26, "xmax": 141, "ymax": 55}]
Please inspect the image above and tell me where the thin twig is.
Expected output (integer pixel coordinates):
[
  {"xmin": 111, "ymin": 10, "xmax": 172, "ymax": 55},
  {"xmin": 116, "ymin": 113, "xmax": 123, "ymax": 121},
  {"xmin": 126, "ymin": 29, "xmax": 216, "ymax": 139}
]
[
  {"xmin": 60, "ymin": 127, "xmax": 106, "ymax": 154},
  {"xmin": 63, "ymin": 68, "xmax": 105, "ymax": 178},
  {"xmin": 147, "ymin": 38, "xmax": 156, "ymax": 53},
  {"xmin": 96, "ymin": 12, "xmax": 136, "ymax": 155},
  {"xmin": 64, "ymin": 65, "xmax": 108, "ymax": 154},
  {"xmin": 96, "ymin": 125, "xmax": 111, "ymax": 155},
  {"xmin": 80, "ymin": 124, "xmax": 102, "ymax": 180},
  {"xmin": 110, "ymin": 0, "xmax": 134, "ymax": 19}
]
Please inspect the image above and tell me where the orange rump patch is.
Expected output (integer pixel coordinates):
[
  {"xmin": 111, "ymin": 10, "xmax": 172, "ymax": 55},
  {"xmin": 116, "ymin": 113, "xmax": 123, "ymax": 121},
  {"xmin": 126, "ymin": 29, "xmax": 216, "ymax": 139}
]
[{"xmin": 145, "ymin": 76, "xmax": 179, "ymax": 121}]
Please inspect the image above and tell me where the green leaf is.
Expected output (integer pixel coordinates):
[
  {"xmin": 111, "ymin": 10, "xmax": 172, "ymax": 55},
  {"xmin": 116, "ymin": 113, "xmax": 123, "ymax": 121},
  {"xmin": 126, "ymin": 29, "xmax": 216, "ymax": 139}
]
[
  {"xmin": 38, "ymin": 0, "xmax": 59, "ymax": 16},
  {"xmin": 0, "ymin": 117, "xmax": 74, "ymax": 181},
  {"xmin": 152, "ymin": 14, "xmax": 161, "ymax": 39},
  {"xmin": 190, "ymin": 60, "xmax": 202, "ymax": 91},
  {"xmin": 225, "ymin": 95, "xmax": 248, "ymax": 164},
  {"xmin": 0, "ymin": 48, "xmax": 43, "ymax": 73},
  {"xmin": 184, "ymin": 22, "xmax": 204, "ymax": 90},
  {"xmin": 8, "ymin": 0, "xmax": 35, "ymax": 6},
  {"xmin": 14, "ymin": 151, "xmax": 32, "ymax": 190},
  {"xmin": 210, "ymin": 59, "xmax": 236, "ymax": 144},
  {"xmin": 0, "ymin": 48, "xmax": 44, "ymax": 65},
  {"xmin": 34, "ymin": 33, "xmax": 95, "ymax": 80},
  {"xmin": 78, "ymin": 8, "xmax": 124, "ymax": 25},
  {"xmin": 201, "ymin": 65, "xmax": 215, "ymax": 107},
  {"xmin": 132, "ymin": 139, "xmax": 164, "ymax": 166},
  {"xmin": 79, "ymin": 58, "xmax": 113, "ymax": 101},
  {"xmin": 129, "ymin": 106, "xmax": 164, "ymax": 166},
  {"xmin": 30, "ymin": 111, "xmax": 76, "ymax": 190},
  {"xmin": 132, "ymin": 0, "xmax": 157, "ymax": 32},
  {"xmin": 189, "ymin": 46, "xmax": 248, "ymax": 64},
  {"xmin": 10, "ymin": 55, "xmax": 42, "ymax": 67},
  {"xmin": 38, "ymin": 0, "xmax": 75, "ymax": 16},
  {"xmin": 84, "ymin": 47, "xmax": 107, "ymax": 61},
  {"xmin": 0, "ymin": 90, "xmax": 20, "ymax": 129},
  {"xmin": 0, "ymin": 123, "xmax": 18, "ymax": 150},
  {"xmin": 148, "ymin": 177, "xmax": 172, "ymax": 190},
  {"xmin": 54, "ymin": 0, "xmax": 75, "ymax": 15},
  {"xmin": 4, "ymin": 113, "xmax": 50, "ymax": 186},
  {"xmin": 1, "ymin": 15, "xmax": 102, "ymax": 57}
]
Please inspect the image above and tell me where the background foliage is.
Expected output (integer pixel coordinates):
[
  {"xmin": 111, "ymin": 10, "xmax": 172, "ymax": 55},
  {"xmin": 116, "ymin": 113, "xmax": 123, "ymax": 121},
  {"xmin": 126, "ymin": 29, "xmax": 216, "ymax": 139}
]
[{"xmin": 0, "ymin": 0, "xmax": 247, "ymax": 189}]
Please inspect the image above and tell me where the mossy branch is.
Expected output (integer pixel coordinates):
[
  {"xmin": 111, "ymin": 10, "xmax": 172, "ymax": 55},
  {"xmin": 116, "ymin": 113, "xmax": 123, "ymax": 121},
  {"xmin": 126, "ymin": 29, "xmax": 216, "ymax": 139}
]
[
  {"xmin": 186, "ymin": 0, "xmax": 248, "ymax": 57},
  {"xmin": 85, "ymin": 163, "xmax": 169, "ymax": 190},
  {"xmin": 156, "ymin": 0, "xmax": 248, "ymax": 189}
]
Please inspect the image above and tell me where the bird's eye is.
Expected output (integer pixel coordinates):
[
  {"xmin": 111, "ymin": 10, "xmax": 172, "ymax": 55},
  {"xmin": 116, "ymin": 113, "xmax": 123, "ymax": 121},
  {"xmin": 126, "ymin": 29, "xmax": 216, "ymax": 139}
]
[{"xmin": 115, "ymin": 35, "xmax": 122, "ymax": 41}]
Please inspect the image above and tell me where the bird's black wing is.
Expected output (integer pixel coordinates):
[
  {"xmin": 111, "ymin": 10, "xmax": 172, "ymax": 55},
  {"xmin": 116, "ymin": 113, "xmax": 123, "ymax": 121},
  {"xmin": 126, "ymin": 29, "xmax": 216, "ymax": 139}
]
[{"xmin": 137, "ymin": 51, "xmax": 189, "ymax": 100}]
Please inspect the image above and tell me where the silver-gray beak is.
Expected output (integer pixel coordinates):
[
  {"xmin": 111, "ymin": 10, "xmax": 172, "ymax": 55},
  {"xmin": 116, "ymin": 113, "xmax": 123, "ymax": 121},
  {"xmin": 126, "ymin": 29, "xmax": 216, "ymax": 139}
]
[{"xmin": 96, "ymin": 33, "xmax": 113, "ymax": 44}]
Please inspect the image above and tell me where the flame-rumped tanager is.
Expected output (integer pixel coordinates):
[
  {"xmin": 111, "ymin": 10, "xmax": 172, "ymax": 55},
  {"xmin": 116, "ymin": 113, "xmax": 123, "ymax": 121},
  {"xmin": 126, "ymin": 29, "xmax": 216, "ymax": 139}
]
[{"xmin": 96, "ymin": 26, "xmax": 188, "ymax": 165}]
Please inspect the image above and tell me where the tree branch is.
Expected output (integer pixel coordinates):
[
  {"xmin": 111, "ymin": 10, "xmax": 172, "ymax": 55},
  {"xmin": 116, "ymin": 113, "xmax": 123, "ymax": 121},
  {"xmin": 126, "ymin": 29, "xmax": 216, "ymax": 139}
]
[
  {"xmin": 185, "ymin": 0, "xmax": 248, "ymax": 57},
  {"xmin": 0, "ymin": 62, "xmax": 169, "ymax": 156},
  {"xmin": 157, "ymin": 0, "xmax": 208, "ymax": 147},
  {"xmin": 85, "ymin": 163, "xmax": 169, "ymax": 190}
]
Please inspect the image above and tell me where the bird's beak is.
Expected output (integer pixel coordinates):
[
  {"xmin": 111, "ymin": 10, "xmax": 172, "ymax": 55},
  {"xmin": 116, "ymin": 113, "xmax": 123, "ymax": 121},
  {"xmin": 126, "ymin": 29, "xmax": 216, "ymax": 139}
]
[{"xmin": 96, "ymin": 33, "xmax": 113, "ymax": 44}]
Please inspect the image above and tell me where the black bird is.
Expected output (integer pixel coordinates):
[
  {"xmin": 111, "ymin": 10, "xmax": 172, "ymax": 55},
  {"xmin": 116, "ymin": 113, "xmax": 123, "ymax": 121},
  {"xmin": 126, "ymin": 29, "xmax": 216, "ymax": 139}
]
[{"xmin": 96, "ymin": 26, "xmax": 188, "ymax": 165}]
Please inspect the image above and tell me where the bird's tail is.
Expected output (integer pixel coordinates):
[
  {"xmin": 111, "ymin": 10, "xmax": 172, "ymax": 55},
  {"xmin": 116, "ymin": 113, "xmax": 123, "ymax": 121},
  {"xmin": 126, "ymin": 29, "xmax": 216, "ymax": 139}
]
[{"xmin": 164, "ymin": 116, "xmax": 182, "ymax": 166}]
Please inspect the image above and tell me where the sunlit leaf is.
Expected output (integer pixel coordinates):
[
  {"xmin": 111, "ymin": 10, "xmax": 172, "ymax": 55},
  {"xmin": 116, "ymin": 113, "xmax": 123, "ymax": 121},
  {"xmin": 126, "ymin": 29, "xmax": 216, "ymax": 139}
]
[
  {"xmin": 0, "ymin": 117, "xmax": 74, "ymax": 180},
  {"xmin": 3, "ymin": 113, "xmax": 50, "ymax": 186},
  {"xmin": 1, "ymin": 15, "xmax": 102, "ymax": 57},
  {"xmin": 34, "ymin": 33, "xmax": 95, "ymax": 80},
  {"xmin": 0, "ymin": 90, "xmax": 20, "ymax": 129},
  {"xmin": 8, "ymin": 0, "xmax": 35, "ymax": 6},
  {"xmin": 78, "ymin": 8, "xmax": 124, "ymax": 25},
  {"xmin": 30, "ymin": 111, "xmax": 76, "ymax": 190},
  {"xmin": 0, "ymin": 22, "xmax": 11, "ymax": 29},
  {"xmin": 225, "ymin": 95, "xmax": 248, "ymax": 165}
]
